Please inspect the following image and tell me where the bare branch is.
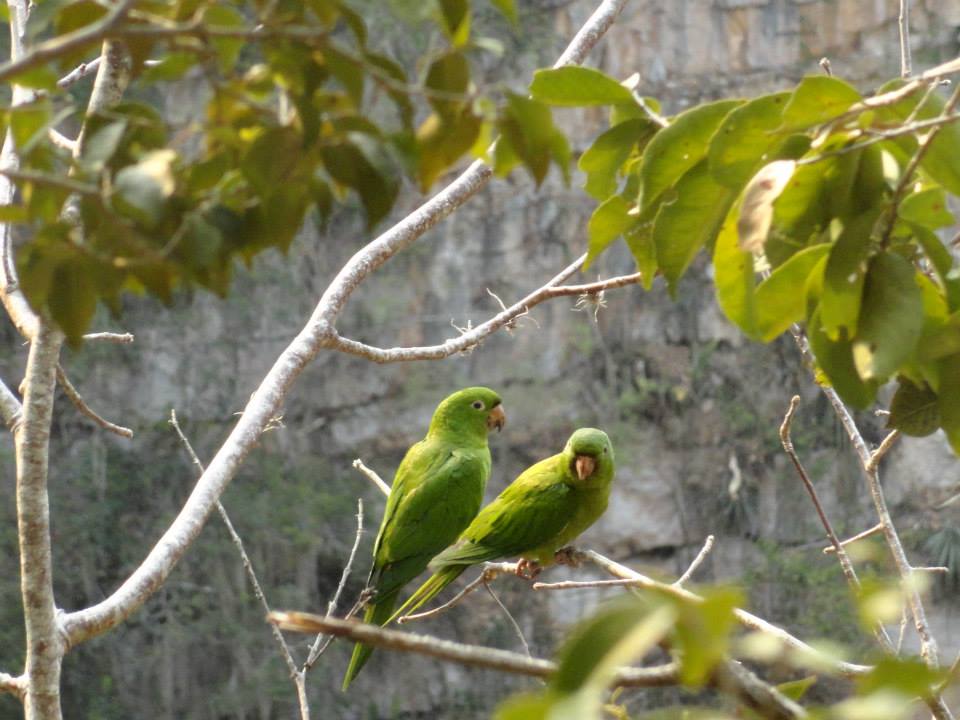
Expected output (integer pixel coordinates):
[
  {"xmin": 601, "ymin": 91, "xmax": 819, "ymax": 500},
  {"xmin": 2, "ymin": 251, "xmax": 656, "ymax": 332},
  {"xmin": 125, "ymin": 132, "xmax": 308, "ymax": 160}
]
[
  {"xmin": 57, "ymin": 56, "xmax": 101, "ymax": 89},
  {"xmin": 82, "ymin": 332, "xmax": 134, "ymax": 344},
  {"xmin": 0, "ymin": 375, "xmax": 23, "ymax": 431},
  {"xmin": 331, "ymin": 261, "xmax": 642, "ymax": 363},
  {"xmin": 17, "ymin": 322, "xmax": 65, "ymax": 718},
  {"xmin": 46, "ymin": 128, "xmax": 77, "ymax": 153},
  {"xmin": 60, "ymin": 0, "xmax": 630, "ymax": 649},
  {"xmin": 673, "ymin": 535, "xmax": 715, "ymax": 586},
  {"xmin": 899, "ymin": 0, "xmax": 912, "ymax": 78},
  {"xmin": 0, "ymin": 672, "xmax": 25, "ymax": 701},
  {"xmin": 713, "ymin": 660, "xmax": 807, "ymax": 720},
  {"xmin": 866, "ymin": 430, "xmax": 900, "ymax": 472},
  {"xmin": 169, "ymin": 410, "xmax": 299, "ymax": 679},
  {"xmin": 399, "ymin": 562, "xmax": 520, "ymax": 624},
  {"xmin": 57, "ymin": 365, "xmax": 133, "ymax": 438},
  {"xmin": 483, "ymin": 582, "xmax": 533, "ymax": 659},
  {"xmin": 352, "ymin": 459, "xmax": 390, "ymax": 497},
  {"xmin": 303, "ymin": 498, "xmax": 364, "ymax": 671},
  {"xmin": 823, "ymin": 523, "xmax": 884, "ymax": 554},
  {"xmin": 270, "ymin": 611, "xmax": 680, "ymax": 688},
  {"xmin": 0, "ymin": 0, "xmax": 136, "ymax": 87}
]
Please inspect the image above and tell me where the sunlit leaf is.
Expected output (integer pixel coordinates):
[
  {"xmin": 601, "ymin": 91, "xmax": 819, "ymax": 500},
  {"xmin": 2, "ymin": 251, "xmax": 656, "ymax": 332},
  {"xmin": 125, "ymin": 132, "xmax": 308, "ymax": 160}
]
[
  {"xmin": 530, "ymin": 66, "xmax": 636, "ymax": 107},
  {"xmin": 780, "ymin": 76, "xmax": 861, "ymax": 131},
  {"xmin": 737, "ymin": 160, "xmax": 796, "ymax": 254},
  {"xmin": 490, "ymin": 0, "xmax": 517, "ymax": 24},
  {"xmin": 112, "ymin": 149, "xmax": 177, "ymax": 228},
  {"xmin": 653, "ymin": 160, "xmax": 736, "ymax": 295},
  {"xmin": 809, "ymin": 307, "xmax": 878, "ymax": 408},
  {"xmin": 898, "ymin": 187, "xmax": 954, "ymax": 229},
  {"xmin": 203, "ymin": 4, "xmax": 245, "ymax": 74},
  {"xmin": 754, "ymin": 243, "xmax": 829, "ymax": 341},
  {"xmin": 579, "ymin": 118, "xmax": 653, "ymax": 200},
  {"xmin": 640, "ymin": 99, "xmax": 741, "ymax": 210},
  {"xmin": 437, "ymin": 0, "xmax": 470, "ymax": 46},
  {"xmin": 418, "ymin": 109, "xmax": 482, "ymax": 190},
  {"xmin": 425, "ymin": 50, "xmax": 471, "ymax": 119},
  {"xmin": 709, "ymin": 91, "xmax": 791, "ymax": 188},
  {"xmin": 672, "ymin": 586, "xmax": 742, "ymax": 687},
  {"xmin": 714, "ymin": 204, "xmax": 757, "ymax": 336},
  {"xmin": 585, "ymin": 195, "xmax": 632, "ymax": 269}
]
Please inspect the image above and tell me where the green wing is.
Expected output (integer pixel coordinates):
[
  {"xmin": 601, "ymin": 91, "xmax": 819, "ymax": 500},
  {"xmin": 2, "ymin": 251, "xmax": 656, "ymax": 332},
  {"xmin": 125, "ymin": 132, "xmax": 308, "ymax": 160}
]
[{"xmin": 432, "ymin": 454, "xmax": 576, "ymax": 568}]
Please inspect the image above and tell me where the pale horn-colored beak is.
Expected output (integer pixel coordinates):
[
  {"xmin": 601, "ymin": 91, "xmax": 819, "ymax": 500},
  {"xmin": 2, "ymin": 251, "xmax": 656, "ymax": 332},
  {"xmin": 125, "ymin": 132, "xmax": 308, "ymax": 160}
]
[
  {"xmin": 487, "ymin": 404, "xmax": 506, "ymax": 432},
  {"xmin": 575, "ymin": 454, "xmax": 596, "ymax": 481}
]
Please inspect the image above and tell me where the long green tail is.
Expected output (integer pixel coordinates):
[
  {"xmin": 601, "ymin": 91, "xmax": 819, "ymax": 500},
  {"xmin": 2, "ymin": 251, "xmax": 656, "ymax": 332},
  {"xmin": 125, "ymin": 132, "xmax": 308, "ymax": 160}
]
[
  {"xmin": 386, "ymin": 566, "xmax": 466, "ymax": 626},
  {"xmin": 342, "ymin": 589, "xmax": 398, "ymax": 691}
]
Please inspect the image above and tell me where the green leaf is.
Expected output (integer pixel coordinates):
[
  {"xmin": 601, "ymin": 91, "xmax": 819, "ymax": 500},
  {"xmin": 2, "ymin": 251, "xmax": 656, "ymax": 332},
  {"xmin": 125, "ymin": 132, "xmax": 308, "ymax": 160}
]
[
  {"xmin": 241, "ymin": 127, "xmax": 304, "ymax": 196},
  {"xmin": 493, "ymin": 694, "xmax": 551, "ymax": 720},
  {"xmin": 938, "ymin": 355, "xmax": 960, "ymax": 453},
  {"xmin": 529, "ymin": 66, "xmax": 636, "ymax": 107},
  {"xmin": 899, "ymin": 187, "xmax": 954, "ymax": 230},
  {"xmin": 78, "ymin": 120, "xmax": 127, "ymax": 173},
  {"xmin": 625, "ymin": 223, "xmax": 657, "ymax": 290},
  {"xmin": 425, "ymin": 50, "xmax": 471, "ymax": 119},
  {"xmin": 640, "ymin": 99, "xmax": 742, "ymax": 210},
  {"xmin": 9, "ymin": 99, "xmax": 51, "ymax": 151},
  {"xmin": 489, "ymin": 0, "xmax": 517, "ymax": 24},
  {"xmin": 754, "ymin": 244, "xmax": 829, "ymax": 341},
  {"xmin": 853, "ymin": 253, "xmax": 923, "ymax": 381},
  {"xmin": 437, "ymin": 0, "xmax": 470, "ymax": 46},
  {"xmin": 203, "ymin": 4, "xmax": 245, "ymax": 73},
  {"xmin": 887, "ymin": 377, "xmax": 940, "ymax": 437},
  {"xmin": 321, "ymin": 134, "xmax": 398, "ymax": 227},
  {"xmin": 585, "ymin": 196, "xmax": 632, "ymax": 269},
  {"xmin": 112, "ymin": 149, "xmax": 177, "ymax": 229},
  {"xmin": 579, "ymin": 118, "xmax": 653, "ymax": 201},
  {"xmin": 653, "ymin": 160, "xmax": 736, "ymax": 295},
  {"xmin": 714, "ymin": 205, "xmax": 757, "ymax": 336},
  {"xmin": 141, "ymin": 51, "xmax": 197, "ymax": 83},
  {"xmin": 495, "ymin": 93, "xmax": 567, "ymax": 187},
  {"xmin": 708, "ymin": 91, "xmax": 791, "ymax": 188},
  {"xmin": 364, "ymin": 51, "xmax": 414, "ymax": 127},
  {"xmin": 820, "ymin": 207, "xmax": 881, "ymax": 340},
  {"xmin": 673, "ymin": 586, "xmax": 742, "ymax": 687},
  {"xmin": 10, "ymin": 66, "xmax": 59, "ymax": 91},
  {"xmin": 780, "ymin": 76, "xmax": 861, "ymax": 131},
  {"xmin": 809, "ymin": 307, "xmax": 878, "ymax": 409},
  {"xmin": 858, "ymin": 657, "xmax": 947, "ymax": 698},
  {"xmin": 417, "ymin": 109, "xmax": 482, "ymax": 190},
  {"xmin": 325, "ymin": 43, "xmax": 365, "ymax": 108},
  {"xmin": 49, "ymin": 258, "xmax": 97, "ymax": 346}
]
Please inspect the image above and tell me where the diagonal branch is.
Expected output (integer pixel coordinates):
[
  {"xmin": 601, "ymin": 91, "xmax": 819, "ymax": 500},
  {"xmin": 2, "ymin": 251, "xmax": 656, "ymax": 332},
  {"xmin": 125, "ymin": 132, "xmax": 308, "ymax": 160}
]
[
  {"xmin": 56, "ymin": 365, "xmax": 132, "ymax": 438},
  {"xmin": 0, "ymin": 671, "xmax": 26, "ymax": 701},
  {"xmin": 270, "ymin": 611, "xmax": 680, "ymax": 688},
  {"xmin": 0, "ymin": 375, "xmax": 23, "ymax": 431},
  {"xmin": 58, "ymin": 0, "xmax": 631, "ymax": 649}
]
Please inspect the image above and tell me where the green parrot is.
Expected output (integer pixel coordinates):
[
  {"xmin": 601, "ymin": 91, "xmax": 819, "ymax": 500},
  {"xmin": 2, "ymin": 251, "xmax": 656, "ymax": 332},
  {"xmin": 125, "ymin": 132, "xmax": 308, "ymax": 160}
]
[
  {"xmin": 341, "ymin": 386, "xmax": 505, "ymax": 690},
  {"xmin": 389, "ymin": 427, "xmax": 615, "ymax": 623}
]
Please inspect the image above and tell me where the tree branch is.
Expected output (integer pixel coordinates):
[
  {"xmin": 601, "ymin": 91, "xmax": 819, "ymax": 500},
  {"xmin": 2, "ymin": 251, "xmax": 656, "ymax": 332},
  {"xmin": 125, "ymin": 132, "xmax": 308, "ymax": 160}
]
[
  {"xmin": 56, "ymin": 365, "xmax": 132, "ymax": 438},
  {"xmin": 330, "ymin": 260, "xmax": 641, "ymax": 363},
  {"xmin": 398, "ymin": 562, "xmax": 521, "ymax": 624},
  {"xmin": 82, "ymin": 332, "xmax": 134, "ymax": 344},
  {"xmin": 16, "ymin": 321, "xmax": 65, "ymax": 720},
  {"xmin": 535, "ymin": 549, "xmax": 872, "ymax": 678},
  {"xmin": 0, "ymin": 375, "xmax": 23, "ymax": 431},
  {"xmin": 0, "ymin": 0, "xmax": 136, "ymax": 87},
  {"xmin": 269, "ymin": 611, "xmax": 681, "ymax": 688},
  {"xmin": 352, "ymin": 458, "xmax": 390, "ymax": 497},
  {"xmin": 822, "ymin": 523, "xmax": 883, "ymax": 554},
  {"xmin": 673, "ymin": 534, "xmax": 715, "ymax": 586},
  {"xmin": 59, "ymin": 0, "xmax": 629, "ymax": 649},
  {"xmin": 899, "ymin": 0, "xmax": 912, "ymax": 78},
  {"xmin": 0, "ymin": 672, "xmax": 26, "ymax": 701}
]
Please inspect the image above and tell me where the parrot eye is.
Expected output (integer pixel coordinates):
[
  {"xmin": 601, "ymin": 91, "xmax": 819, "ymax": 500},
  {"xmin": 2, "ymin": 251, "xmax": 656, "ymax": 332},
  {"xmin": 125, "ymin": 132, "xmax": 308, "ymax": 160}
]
[{"xmin": 472, "ymin": 400, "xmax": 485, "ymax": 410}]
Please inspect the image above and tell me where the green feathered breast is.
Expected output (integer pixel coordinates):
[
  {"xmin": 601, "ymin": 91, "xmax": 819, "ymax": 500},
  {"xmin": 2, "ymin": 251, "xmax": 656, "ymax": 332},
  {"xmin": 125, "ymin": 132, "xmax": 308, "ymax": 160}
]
[
  {"xmin": 390, "ymin": 427, "xmax": 615, "ymax": 624},
  {"xmin": 341, "ymin": 386, "xmax": 504, "ymax": 690}
]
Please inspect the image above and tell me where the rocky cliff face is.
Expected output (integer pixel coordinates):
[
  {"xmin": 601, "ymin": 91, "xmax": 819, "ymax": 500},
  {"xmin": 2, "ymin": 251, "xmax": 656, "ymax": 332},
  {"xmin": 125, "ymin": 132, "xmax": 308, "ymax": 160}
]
[{"xmin": 1, "ymin": 2, "xmax": 958, "ymax": 719}]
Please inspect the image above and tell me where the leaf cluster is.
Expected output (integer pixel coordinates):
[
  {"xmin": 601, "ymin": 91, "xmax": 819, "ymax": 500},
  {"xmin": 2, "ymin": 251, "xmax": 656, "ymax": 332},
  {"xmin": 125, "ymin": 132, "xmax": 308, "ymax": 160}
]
[{"xmin": 532, "ymin": 67, "xmax": 960, "ymax": 451}]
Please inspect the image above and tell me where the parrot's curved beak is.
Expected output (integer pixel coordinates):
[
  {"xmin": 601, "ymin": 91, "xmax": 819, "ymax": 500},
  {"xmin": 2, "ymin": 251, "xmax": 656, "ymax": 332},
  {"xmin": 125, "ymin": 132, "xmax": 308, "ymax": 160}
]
[
  {"xmin": 487, "ymin": 404, "xmax": 506, "ymax": 432},
  {"xmin": 574, "ymin": 454, "xmax": 596, "ymax": 481}
]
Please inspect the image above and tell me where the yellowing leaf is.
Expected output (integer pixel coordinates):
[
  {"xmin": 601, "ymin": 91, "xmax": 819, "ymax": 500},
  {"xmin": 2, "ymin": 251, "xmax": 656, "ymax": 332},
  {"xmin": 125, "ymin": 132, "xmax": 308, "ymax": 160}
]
[
  {"xmin": 530, "ymin": 66, "xmax": 637, "ymax": 107},
  {"xmin": 737, "ymin": 160, "xmax": 796, "ymax": 254}
]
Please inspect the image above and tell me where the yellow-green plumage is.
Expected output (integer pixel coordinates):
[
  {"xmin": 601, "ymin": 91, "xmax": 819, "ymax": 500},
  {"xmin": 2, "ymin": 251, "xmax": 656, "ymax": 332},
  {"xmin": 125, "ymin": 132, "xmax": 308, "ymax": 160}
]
[
  {"xmin": 341, "ymin": 387, "xmax": 505, "ymax": 690},
  {"xmin": 390, "ymin": 427, "xmax": 615, "ymax": 623}
]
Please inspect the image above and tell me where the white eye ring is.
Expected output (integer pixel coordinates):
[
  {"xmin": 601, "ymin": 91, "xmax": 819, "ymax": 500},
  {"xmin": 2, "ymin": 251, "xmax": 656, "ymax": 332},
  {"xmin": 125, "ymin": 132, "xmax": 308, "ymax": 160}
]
[{"xmin": 472, "ymin": 400, "xmax": 485, "ymax": 410}]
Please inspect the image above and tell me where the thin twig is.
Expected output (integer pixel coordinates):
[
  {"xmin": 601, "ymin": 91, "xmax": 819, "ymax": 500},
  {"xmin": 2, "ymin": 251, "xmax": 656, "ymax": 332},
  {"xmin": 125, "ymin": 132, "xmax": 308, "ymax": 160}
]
[
  {"xmin": 899, "ymin": 0, "xmax": 912, "ymax": 78},
  {"xmin": 483, "ymin": 582, "xmax": 533, "ymax": 659},
  {"xmin": 352, "ymin": 458, "xmax": 390, "ymax": 497},
  {"xmin": 169, "ymin": 410, "xmax": 300, "ymax": 681},
  {"xmin": 82, "ymin": 332, "xmax": 134, "ymax": 344},
  {"xmin": 0, "ymin": 671, "xmax": 25, "ymax": 701},
  {"xmin": 823, "ymin": 524, "xmax": 884, "ymax": 554},
  {"xmin": 57, "ymin": 56, "xmax": 101, "ymax": 89},
  {"xmin": 270, "ymin": 611, "xmax": 681, "ymax": 688},
  {"xmin": 866, "ymin": 430, "xmax": 900, "ymax": 472},
  {"xmin": 673, "ymin": 535, "xmax": 715, "ymax": 586},
  {"xmin": 56, "ymin": 365, "xmax": 133, "ymax": 438},
  {"xmin": 303, "ymin": 498, "xmax": 364, "ymax": 671},
  {"xmin": 47, "ymin": 128, "xmax": 77, "ymax": 152},
  {"xmin": 399, "ymin": 562, "xmax": 520, "ymax": 624}
]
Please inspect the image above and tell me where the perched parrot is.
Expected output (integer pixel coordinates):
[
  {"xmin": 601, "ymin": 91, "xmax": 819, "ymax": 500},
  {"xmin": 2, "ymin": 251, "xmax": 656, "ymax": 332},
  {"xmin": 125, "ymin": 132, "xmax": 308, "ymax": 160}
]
[
  {"xmin": 389, "ymin": 427, "xmax": 615, "ymax": 623},
  {"xmin": 341, "ymin": 386, "xmax": 505, "ymax": 690}
]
